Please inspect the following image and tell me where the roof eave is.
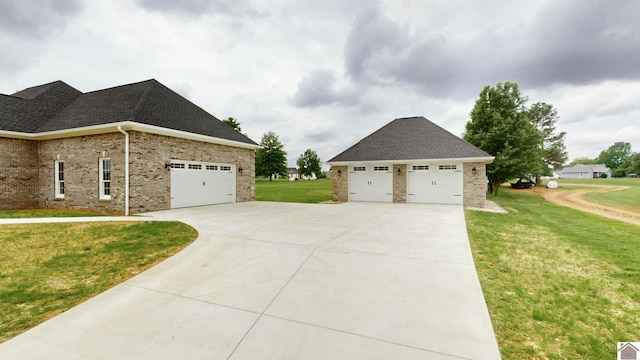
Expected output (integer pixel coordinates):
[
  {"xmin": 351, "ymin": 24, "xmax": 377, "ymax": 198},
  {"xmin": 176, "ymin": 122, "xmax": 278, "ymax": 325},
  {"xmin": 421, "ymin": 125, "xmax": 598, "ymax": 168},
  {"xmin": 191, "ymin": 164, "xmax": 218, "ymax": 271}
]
[
  {"xmin": 0, "ymin": 121, "xmax": 262, "ymax": 150},
  {"xmin": 327, "ymin": 156, "xmax": 495, "ymax": 166}
]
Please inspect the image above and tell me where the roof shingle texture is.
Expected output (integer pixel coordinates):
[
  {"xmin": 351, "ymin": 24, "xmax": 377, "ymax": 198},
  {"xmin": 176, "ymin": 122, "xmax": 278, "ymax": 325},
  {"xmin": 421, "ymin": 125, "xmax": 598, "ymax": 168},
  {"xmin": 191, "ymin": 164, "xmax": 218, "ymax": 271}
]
[
  {"xmin": 328, "ymin": 116, "xmax": 492, "ymax": 162},
  {"xmin": 1, "ymin": 79, "xmax": 257, "ymax": 146}
]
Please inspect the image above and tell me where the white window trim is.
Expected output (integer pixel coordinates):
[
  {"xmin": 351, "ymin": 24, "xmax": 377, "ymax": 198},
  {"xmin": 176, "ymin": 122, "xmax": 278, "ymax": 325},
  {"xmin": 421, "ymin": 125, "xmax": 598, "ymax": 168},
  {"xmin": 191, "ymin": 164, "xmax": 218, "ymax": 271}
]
[
  {"xmin": 54, "ymin": 160, "xmax": 64, "ymax": 199},
  {"xmin": 99, "ymin": 158, "xmax": 112, "ymax": 200}
]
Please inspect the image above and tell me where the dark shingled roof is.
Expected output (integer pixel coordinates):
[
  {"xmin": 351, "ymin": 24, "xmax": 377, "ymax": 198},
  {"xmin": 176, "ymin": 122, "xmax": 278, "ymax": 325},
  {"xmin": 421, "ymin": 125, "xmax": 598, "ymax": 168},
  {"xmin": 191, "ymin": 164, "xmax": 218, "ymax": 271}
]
[
  {"xmin": 1, "ymin": 81, "xmax": 82, "ymax": 133},
  {"xmin": 328, "ymin": 116, "xmax": 492, "ymax": 162},
  {"xmin": 1, "ymin": 79, "xmax": 257, "ymax": 146}
]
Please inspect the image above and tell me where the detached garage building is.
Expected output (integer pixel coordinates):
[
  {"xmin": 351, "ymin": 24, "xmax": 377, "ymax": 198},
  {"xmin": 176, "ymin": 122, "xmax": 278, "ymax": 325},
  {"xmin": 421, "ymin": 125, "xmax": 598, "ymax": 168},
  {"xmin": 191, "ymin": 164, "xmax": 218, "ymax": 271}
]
[
  {"xmin": 328, "ymin": 117, "xmax": 493, "ymax": 208},
  {"xmin": 0, "ymin": 79, "xmax": 260, "ymax": 214}
]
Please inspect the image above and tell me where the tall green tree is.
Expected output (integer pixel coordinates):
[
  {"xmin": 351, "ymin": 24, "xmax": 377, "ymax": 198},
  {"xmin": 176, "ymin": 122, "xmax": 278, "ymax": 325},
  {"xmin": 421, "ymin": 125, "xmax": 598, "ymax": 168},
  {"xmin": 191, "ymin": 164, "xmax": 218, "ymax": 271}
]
[
  {"xmin": 569, "ymin": 157, "xmax": 598, "ymax": 166},
  {"xmin": 256, "ymin": 131, "xmax": 288, "ymax": 181},
  {"xmin": 464, "ymin": 81, "xmax": 543, "ymax": 196},
  {"xmin": 222, "ymin": 117, "xmax": 242, "ymax": 132},
  {"xmin": 597, "ymin": 142, "xmax": 632, "ymax": 177},
  {"xmin": 626, "ymin": 153, "xmax": 640, "ymax": 176},
  {"xmin": 527, "ymin": 102, "xmax": 568, "ymax": 181},
  {"xmin": 296, "ymin": 149, "xmax": 322, "ymax": 180}
]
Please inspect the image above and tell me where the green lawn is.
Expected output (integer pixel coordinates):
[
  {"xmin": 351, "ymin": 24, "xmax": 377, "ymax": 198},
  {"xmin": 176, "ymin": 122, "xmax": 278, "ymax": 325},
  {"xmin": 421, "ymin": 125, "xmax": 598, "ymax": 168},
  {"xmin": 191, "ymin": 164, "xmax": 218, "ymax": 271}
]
[
  {"xmin": 467, "ymin": 188, "xmax": 640, "ymax": 359},
  {"xmin": 583, "ymin": 186, "xmax": 640, "ymax": 212},
  {"xmin": 557, "ymin": 178, "xmax": 640, "ymax": 212},
  {"xmin": 0, "ymin": 209, "xmax": 105, "ymax": 218},
  {"xmin": 255, "ymin": 178, "xmax": 332, "ymax": 203},
  {"xmin": 557, "ymin": 177, "xmax": 640, "ymax": 187},
  {"xmin": 0, "ymin": 221, "xmax": 197, "ymax": 343}
]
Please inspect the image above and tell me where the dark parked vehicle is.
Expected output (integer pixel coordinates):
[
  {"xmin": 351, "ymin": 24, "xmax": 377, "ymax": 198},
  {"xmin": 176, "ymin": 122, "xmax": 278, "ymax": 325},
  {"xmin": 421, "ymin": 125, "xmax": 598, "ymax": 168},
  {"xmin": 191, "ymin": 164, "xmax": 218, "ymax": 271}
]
[{"xmin": 510, "ymin": 178, "xmax": 535, "ymax": 189}]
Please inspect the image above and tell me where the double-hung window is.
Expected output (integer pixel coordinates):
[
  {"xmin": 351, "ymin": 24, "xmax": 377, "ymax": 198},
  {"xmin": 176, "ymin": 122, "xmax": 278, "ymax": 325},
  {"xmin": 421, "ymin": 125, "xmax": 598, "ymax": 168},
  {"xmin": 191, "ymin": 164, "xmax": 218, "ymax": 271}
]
[
  {"xmin": 99, "ymin": 158, "xmax": 112, "ymax": 200},
  {"xmin": 54, "ymin": 161, "xmax": 65, "ymax": 198}
]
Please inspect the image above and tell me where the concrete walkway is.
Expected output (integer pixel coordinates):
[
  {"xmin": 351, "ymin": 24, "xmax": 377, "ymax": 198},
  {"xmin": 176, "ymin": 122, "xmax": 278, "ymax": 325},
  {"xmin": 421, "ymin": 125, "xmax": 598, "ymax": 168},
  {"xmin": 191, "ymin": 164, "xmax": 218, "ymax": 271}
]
[{"xmin": 0, "ymin": 202, "xmax": 500, "ymax": 359}]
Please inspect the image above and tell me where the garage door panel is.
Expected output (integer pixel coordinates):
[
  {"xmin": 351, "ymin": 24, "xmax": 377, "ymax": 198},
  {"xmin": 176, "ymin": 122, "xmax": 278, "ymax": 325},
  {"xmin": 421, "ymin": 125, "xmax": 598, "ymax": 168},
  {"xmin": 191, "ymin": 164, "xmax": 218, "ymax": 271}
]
[
  {"xmin": 348, "ymin": 165, "xmax": 392, "ymax": 202},
  {"xmin": 170, "ymin": 161, "xmax": 236, "ymax": 208},
  {"xmin": 408, "ymin": 164, "xmax": 462, "ymax": 205}
]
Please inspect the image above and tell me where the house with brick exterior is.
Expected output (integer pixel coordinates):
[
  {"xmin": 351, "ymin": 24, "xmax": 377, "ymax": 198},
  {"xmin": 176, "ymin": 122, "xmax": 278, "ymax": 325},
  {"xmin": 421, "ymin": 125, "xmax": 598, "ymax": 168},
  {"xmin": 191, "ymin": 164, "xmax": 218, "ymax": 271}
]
[
  {"xmin": 0, "ymin": 79, "xmax": 260, "ymax": 214},
  {"xmin": 327, "ymin": 116, "xmax": 493, "ymax": 208}
]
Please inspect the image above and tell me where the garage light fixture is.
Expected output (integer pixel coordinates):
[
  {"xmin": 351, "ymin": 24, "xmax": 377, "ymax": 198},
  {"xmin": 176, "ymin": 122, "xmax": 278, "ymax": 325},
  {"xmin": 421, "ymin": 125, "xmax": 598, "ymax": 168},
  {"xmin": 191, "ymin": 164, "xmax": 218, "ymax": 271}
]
[
  {"xmin": 238, "ymin": 166, "xmax": 243, "ymax": 175},
  {"xmin": 472, "ymin": 166, "xmax": 477, "ymax": 175},
  {"xmin": 397, "ymin": 168, "xmax": 401, "ymax": 176}
]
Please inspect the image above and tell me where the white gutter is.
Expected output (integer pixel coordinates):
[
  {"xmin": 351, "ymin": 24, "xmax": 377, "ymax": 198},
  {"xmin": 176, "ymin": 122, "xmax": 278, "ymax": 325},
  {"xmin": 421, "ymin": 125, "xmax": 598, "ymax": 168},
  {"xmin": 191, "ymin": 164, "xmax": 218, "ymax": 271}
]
[
  {"xmin": 117, "ymin": 126, "xmax": 130, "ymax": 216},
  {"xmin": 327, "ymin": 156, "xmax": 495, "ymax": 166}
]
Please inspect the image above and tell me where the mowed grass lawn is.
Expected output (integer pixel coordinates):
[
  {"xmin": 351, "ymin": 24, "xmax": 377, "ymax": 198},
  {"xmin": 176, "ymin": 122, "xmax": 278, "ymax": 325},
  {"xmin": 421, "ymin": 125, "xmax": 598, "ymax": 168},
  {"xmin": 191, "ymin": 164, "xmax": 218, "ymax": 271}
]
[
  {"xmin": 0, "ymin": 220, "xmax": 197, "ymax": 343},
  {"xmin": 467, "ymin": 186, "xmax": 640, "ymax": 359},
  {"xmin": 559, "ymin": 178, "xmax": 640, "ymax": 212},
  {"xmin": 0, "ymin": 209, "xmax": 106, "ymax": 218},
  {"xmin": 255, "ymin": 178, "xmax": 332, "ymax": 203}
]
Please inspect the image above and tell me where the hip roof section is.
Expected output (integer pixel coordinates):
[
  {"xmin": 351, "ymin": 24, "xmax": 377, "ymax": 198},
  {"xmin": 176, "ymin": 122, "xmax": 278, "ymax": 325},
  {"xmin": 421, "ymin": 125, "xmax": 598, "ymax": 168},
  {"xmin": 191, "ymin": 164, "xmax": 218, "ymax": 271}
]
[
  {"xmin": 1, "ymin": 79, "xmax": 258, "ymax": 146},
  {"xmin": 328, "ymin": 116, "xmax": 492, "ymax": 163}
]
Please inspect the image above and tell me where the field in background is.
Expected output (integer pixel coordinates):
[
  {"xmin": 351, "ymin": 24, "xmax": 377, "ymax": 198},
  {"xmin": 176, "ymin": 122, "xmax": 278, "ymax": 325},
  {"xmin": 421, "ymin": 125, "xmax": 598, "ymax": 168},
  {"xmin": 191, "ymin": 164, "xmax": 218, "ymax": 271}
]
[
  {"xmin": 255, "ymin": 178, "xmax": 332, "ymax": 203},
  {"xmin": 555, "ymin": 178, "xmax": 640, "ymax": 212}
]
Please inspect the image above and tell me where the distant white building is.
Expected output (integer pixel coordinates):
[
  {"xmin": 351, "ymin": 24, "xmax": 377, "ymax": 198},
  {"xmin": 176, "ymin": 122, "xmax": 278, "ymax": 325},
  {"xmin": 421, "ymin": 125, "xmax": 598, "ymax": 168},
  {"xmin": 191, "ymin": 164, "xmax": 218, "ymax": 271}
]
[
  {"xmin": 288, "ymin": 167, "xmax": 299, "ymax": 181},
  {"xmin": 288, "ymin": 167, "xmax": 316, "ymax": 180},
  {"xmin": 560, "ymin": 164, "xmax": 612, "ymax": 179}
]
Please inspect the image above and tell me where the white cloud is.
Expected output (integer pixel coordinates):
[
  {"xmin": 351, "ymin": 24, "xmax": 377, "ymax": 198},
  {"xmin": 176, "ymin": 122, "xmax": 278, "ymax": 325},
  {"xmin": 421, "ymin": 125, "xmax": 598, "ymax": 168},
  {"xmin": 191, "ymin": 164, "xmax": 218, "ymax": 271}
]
[{"xmin": 1, "ymin": 0, "xmax": 639, "ymax": 167}]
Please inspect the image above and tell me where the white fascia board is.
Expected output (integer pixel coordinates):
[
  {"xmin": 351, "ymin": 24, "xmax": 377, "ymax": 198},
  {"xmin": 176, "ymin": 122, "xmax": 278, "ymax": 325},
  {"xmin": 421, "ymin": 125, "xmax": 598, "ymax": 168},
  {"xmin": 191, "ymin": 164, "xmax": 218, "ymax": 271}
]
[
  {"xmin": 127, "ymin": 123, "xmax": 262, "ymax": 150},
  {"xmin": 327, "ymin": 156, "xmax": 494, "ymax": 166},
  {"xmin": 0, "ymin": 121, "xmax": 262, "ymax": 150}
]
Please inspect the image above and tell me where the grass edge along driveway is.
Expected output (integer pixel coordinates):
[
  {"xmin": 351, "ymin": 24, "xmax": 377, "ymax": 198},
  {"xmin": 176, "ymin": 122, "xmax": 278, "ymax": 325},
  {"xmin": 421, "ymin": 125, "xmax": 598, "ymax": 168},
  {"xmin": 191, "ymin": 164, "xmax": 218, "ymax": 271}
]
[
  {"xmin": 466, "ymin": 188, "xmax": 640, "ymax": 359},
  {"xmin": 0, "ymin": 220, "xmax": 197, "ymax": 343}
]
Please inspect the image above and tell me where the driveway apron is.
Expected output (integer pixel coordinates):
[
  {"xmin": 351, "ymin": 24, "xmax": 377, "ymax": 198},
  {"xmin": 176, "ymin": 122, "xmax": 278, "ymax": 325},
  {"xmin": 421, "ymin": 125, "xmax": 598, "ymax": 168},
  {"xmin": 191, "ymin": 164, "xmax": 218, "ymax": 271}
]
[{"xmin": 0, "ymin": 202, "xmax": 501, "ymax": 359}]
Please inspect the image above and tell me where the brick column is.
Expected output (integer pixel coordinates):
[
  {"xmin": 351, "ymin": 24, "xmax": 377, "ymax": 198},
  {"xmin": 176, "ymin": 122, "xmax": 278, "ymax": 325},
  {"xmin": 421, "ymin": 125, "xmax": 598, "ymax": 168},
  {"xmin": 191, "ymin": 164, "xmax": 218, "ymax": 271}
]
[
  {"xmin": 331, "ymin": 166, "xmax": 348, "ymax": 202},
  {"xmin": 393, "ymin": 164, "xmax": 407, "ymax": 203},
  {"xmin": 463, "ymin": 162, "xmax": 487, "ymax": 208}
]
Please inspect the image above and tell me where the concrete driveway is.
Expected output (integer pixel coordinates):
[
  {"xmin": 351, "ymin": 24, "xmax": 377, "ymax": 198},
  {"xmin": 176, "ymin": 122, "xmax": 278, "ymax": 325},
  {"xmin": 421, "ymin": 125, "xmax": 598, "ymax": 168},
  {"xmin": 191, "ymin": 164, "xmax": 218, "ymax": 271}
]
[{"xmin": 0, "ymin": 202, "xmax": 500, "ymax": 359}]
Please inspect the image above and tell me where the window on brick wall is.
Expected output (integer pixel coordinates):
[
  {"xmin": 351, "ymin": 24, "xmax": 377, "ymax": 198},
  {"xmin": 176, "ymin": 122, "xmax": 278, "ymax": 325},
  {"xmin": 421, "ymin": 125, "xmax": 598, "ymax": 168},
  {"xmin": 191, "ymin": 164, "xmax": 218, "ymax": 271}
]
[
  {"xmin": 99, "ymin": 158, "xmax": 111, "ymax": 200},
  {"xmin": 54, "ymin": 161, "xmax": 65, "ymax": 199}
]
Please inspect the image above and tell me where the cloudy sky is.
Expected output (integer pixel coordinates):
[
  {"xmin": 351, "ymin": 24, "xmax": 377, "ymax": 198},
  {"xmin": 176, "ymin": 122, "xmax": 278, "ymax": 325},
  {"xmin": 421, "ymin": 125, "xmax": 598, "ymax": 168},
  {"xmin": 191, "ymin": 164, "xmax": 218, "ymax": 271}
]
[{"xmin": 2, "ymin": 0, "xmax": 639, "ymax": 167}]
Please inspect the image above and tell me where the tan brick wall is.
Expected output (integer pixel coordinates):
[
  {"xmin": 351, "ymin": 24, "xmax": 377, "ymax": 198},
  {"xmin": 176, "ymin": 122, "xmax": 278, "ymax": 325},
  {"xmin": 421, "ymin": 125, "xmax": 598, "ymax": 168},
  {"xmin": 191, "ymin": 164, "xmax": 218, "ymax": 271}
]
[
  {"xmin": 129, "ymin": 132, "xmax": 255, "ymax": 213},
  {"xmin": 14, "ymin": 131, "xmax": 256, "ymax": 214},
  {"xmin": 393, "ymin": 164, "xmax": 407, "ymax": 203},
  {"xmin": 0, "ymin": 138, "xmax": 39, "ymax": 209},
  {"xmin": 463, "ymin": 162, "xmax": 487, "ymax": 208},
  {"xmin": 38, "ymin": 134, "xmax": 126, "ymax": 213},
  {"xmin": 331, "ymin": 165, "xmax": 348, "ymax": 202}
]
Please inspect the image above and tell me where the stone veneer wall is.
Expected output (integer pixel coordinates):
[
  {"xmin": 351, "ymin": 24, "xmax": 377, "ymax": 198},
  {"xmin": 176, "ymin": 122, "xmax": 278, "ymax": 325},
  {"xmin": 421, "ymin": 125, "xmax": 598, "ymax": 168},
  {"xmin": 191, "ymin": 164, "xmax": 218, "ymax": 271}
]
[
  {"xmin": 331, "ymin": 165, "xmax": 348, "ymax": 202},
  {"xmin": 128, "ymin": 132, "xmax": 255, "ymax": 213},
  {"xmin": 38, "ymin": 133, "xmax": 126, "ymax": 213},
  {"xmin": 463, "ymin": 162, "xmax": 487, "ymax": 208},
  {"xmin": 0, "ymin": 138, "xmax": 39, "ymax": 209},
  {"xmin": 393, "ymin": 164, "xmax": 407, "ymax": 203}
]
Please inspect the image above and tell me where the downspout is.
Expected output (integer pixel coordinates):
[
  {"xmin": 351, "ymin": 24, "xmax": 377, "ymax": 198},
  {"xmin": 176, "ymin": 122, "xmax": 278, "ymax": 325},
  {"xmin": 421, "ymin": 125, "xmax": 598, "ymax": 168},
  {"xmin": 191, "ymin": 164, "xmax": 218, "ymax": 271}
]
[{"xmin": 117, "ymin": 126, "xmax": 130, "ymax": 216}]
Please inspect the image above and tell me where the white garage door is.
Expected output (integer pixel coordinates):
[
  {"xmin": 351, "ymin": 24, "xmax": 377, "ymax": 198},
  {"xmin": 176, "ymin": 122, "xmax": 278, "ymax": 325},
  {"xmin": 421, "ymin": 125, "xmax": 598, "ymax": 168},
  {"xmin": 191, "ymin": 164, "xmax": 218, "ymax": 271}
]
[
  {"xmin": 348, "ymin": 165, "xmax": 393, "ymax": 202},
  {"xmin": 408, "ymin": 163, "xmax": 463, "ymax": 204},
  {"xmin": 170, "ymin": 160, "xmax": 236, "ymax": 208}
]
